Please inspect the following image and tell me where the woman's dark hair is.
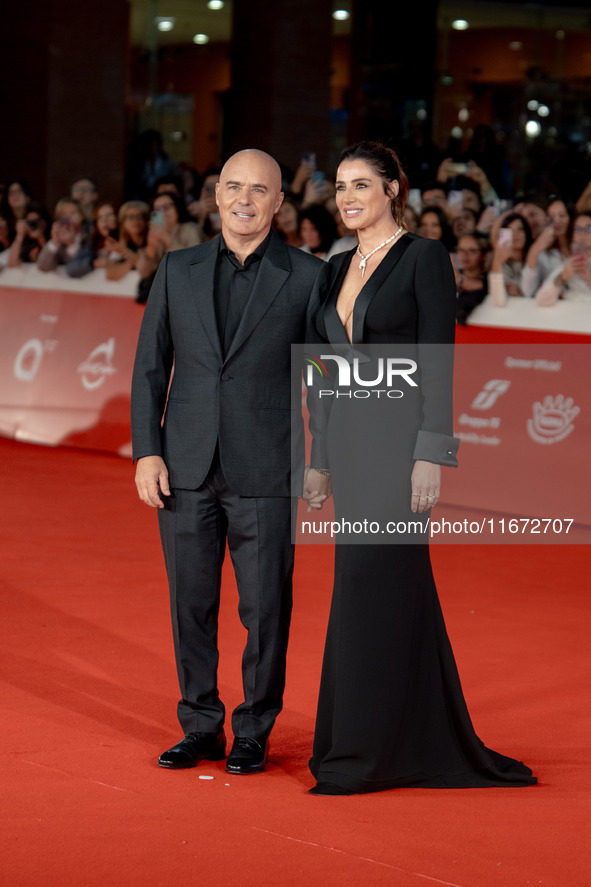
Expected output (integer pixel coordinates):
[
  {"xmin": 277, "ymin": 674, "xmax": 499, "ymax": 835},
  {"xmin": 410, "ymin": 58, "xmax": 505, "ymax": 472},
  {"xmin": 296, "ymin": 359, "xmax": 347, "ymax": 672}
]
[
  {"xmin": 154, "ymin": 189, "xmax": 191, "ymax": 223},
  {"xmin": 299, "ymin": 204, "xmax": 337, "ymax": 254},
  {"xmin": 419, "ymin": 205, "xmax": 456, "ymax": 251},
  {"xmin": 0, "ymin": 178, "xmax": 35, "ymax": 234},
  {"xmin": 338, "ymin": 141, "xmax": 409, "ymax": 226},
  {"xmin": 91, "ymin": 202, "xmax": 118, "ymax": 251},
  {"xmin": 546, "ymin": 198, "xmax": 572, "ymax": 249},
  {"xmin": 502, "ymin": 211, "xmax": 533, "ymax": 257}
]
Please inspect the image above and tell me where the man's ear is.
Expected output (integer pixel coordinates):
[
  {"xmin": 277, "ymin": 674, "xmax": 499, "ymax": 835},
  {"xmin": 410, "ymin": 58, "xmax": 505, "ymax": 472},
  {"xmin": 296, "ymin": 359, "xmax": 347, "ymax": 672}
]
[{"xmin": 275, "ymin": 192, "xmax": 285, "ymax": 214}]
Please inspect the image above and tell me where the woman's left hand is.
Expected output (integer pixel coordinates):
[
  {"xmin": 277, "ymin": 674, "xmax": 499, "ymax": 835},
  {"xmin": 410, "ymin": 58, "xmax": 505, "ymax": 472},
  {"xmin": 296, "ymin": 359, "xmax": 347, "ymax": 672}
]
[{"xmin": 410, "ymin": 460, "xmax": 441, "ymax": 513}]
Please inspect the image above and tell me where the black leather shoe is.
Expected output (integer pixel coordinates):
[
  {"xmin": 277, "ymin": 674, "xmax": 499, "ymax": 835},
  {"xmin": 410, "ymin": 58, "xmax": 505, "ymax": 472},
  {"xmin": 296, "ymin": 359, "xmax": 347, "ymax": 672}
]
[
  {"xmin": 308, "ymin": 782, "xmax": 357, "ymax": 795},
  {"xmin": 158, "ymin": 730, "xmax": 226, "ymax": 769},
  {"xmin": 225, "ymin": 736, "xmax": 269, "ymax": 774}
]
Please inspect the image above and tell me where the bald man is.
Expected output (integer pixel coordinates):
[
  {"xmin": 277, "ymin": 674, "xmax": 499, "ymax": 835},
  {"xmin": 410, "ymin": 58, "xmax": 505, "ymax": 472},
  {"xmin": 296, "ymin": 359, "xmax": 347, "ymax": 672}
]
[{"xmin": 131, "ymin": 150, "xmax": 329, "ymax": 774}]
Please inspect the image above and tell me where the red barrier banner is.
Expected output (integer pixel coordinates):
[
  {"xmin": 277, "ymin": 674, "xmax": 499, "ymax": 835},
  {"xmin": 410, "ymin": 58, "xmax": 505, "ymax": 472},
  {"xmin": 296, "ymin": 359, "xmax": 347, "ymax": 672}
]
[
  {"xmin": 2, "ymin": 287, "xmax": 589, "ymax": 536},
  {"xmin": 446, "ymin": 344, "xmax": 590, "ymax": 529},
  {"xmin": 0, "ymin": 286, "xmax": 143, "ymax": 456}
]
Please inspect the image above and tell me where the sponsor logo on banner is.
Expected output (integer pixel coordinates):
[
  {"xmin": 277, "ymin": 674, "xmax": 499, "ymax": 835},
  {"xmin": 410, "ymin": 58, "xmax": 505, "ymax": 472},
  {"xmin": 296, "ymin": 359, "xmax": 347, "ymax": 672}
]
[
  {"xmin": 14, "ymin": 338, "xmax": 58, "ymax": 382},
  {"xmin": 471, "ymin": 379, "xmax": 511, "ymax": 410},
  {"xmin": 77, "ymin": 338, "xmax": 118, "ymax": 390},
  {"xmin": 527, "ymin": 394, "xmax": 579, "ymax": 444}
]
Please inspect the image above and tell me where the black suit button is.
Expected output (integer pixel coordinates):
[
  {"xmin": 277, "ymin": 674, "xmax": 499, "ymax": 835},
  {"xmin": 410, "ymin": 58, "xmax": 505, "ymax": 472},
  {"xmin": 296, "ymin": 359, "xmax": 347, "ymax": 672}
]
[{"xmin": 221, "ymin": 373, "xmax": 231, "ymax": 381}]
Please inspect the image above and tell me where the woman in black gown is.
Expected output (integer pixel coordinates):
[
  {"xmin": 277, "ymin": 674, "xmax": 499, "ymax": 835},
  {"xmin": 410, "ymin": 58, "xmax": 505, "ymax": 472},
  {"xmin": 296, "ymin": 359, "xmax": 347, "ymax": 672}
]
[{"xmin": 307, "ymin": 141, "xmax": 536, "ymax": 795}]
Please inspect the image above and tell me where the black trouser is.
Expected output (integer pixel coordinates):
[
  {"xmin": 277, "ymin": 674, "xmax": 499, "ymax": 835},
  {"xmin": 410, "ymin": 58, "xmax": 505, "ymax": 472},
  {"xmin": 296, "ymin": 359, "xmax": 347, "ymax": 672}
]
[{"xmin": 158, "ymin": 452, "xmax": 295, "ymax": 740}]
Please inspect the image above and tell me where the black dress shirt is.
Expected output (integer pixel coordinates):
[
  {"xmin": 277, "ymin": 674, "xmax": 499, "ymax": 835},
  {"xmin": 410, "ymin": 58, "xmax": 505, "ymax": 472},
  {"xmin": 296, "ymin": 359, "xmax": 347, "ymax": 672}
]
[{"xmin": 215, "ymin": 232, "xmax": 271, "ymax": 357}]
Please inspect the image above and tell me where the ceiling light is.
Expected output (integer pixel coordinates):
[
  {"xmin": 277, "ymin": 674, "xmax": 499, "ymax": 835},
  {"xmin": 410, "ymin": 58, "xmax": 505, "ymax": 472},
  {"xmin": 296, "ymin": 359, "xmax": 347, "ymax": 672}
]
[
  {"xmin": 207, "ymin": 0, "xmax": 225, "ymax": 8},
  {"xmin": 193, "ymin": 33, "xmax": 210, "ymax": 44},
  {"xmin": 156, "ymin": 17, "xmax": 175, "ymax": 32},
  {"xmin": 525, "ymin": 120, "xmax": 542, "ymax": 138},
  {"xmin": 458, "ymin": 108, "xmax": 469, "ymax": 122},
  {"xmin": 527, "ymin": 100, "xmax": 539, "ymax": 111},
  {"xmin": 538, "ymin": 105, "xmax": 550, "ymax": 118},
  {"xmin": 451, "ymin": 126, "xmax": 463, "ymax": 139},
  {"xmin": 509, "ymin": 41, "xmax": 522, "ymax": 51},
  {"xmin": 451, "ymin": 20, "xmax": 469, "ymax": 31},
  {"xmin": 332, "ymin": 9, "xmax": 350, "ymax": 20}
]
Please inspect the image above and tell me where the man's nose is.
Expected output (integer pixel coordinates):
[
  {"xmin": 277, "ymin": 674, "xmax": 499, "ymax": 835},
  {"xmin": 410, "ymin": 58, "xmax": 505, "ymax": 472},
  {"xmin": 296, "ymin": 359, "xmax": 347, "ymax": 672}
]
[{"xmin": 237, "ymin": 189, "xmax": 251, "ymax": 204}]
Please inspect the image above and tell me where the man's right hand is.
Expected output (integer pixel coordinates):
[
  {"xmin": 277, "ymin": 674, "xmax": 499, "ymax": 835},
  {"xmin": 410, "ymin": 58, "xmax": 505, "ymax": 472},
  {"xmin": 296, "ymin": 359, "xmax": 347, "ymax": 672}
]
[{"xmin": 135, "ymin": 455, "xmax": 171, "ymax": 508}]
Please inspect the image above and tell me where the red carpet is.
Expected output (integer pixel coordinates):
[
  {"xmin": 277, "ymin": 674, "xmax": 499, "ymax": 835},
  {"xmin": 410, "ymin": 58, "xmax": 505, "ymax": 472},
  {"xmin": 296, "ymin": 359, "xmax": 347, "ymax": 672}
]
[{"xmin": 1, "ymin": 437, "xmax": 589, "ymax": 886}]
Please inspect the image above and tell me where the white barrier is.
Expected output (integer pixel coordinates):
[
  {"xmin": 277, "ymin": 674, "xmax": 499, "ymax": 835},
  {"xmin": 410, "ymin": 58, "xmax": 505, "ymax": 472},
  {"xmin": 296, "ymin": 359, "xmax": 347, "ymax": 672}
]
[{"xmin": 0, "ymin": 262, "xmax": 140, "ymax": 298}]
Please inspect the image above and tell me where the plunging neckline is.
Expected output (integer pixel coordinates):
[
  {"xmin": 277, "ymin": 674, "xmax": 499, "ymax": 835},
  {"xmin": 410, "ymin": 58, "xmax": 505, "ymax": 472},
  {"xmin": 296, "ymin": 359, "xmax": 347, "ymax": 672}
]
[{"xmin": 326, "ymin": 233, "xmax": 412, "ymax": 345}]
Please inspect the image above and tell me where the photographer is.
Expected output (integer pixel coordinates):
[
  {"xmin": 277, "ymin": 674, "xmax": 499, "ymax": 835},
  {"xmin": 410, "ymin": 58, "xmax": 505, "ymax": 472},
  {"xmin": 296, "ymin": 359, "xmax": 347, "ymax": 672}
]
[
  {"xmin": 6, "ymin": 202, "xmax": 51, "ymax": 266},
  {"xmin": 37, "ymin": 198, "xmax": 89, "ymax": 275}
]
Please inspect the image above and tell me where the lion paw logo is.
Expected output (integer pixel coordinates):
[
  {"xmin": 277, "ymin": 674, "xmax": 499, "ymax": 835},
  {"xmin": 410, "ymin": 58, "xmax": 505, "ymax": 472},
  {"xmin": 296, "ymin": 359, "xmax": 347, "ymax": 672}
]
[{"xmin": 527, "ymin": 394, "xmax": 580, "ymax": 444}]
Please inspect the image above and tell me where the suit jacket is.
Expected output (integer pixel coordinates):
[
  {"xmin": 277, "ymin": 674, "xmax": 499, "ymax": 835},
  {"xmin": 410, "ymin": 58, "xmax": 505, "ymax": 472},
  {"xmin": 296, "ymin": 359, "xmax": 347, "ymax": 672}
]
[
  {"xmin": 315, "ymin": 232, "xmax": 459, "ymax": 467},
  {"xmin": 131, "ymin": 231, "xmax": 328, "ymax": 496}
]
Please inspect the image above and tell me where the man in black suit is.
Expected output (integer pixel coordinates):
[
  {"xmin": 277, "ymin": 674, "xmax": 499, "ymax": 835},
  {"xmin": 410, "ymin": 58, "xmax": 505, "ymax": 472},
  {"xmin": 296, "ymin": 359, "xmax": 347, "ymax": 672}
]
[{"xmin": 131, "ymin": 149, "xmax": 329, "ymax": 774}]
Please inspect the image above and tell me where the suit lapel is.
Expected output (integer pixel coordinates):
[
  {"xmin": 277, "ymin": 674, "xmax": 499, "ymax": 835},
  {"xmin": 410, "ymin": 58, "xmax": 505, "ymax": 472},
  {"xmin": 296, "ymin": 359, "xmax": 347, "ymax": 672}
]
[
  {"xmin": 224, "ymin": 232, "xmax": 291, "ymax": 363},
  {"xmin": 189, "ymin": 238, "xmax": 223, "ymax": 360},
  {"xmin": 323, "ymin": 250, "xmax": 354, "ymax": 346}
]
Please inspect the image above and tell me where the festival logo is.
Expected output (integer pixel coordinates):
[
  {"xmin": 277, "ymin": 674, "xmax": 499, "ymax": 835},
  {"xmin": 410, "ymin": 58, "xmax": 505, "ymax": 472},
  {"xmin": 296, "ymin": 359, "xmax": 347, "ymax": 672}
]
[
  {"xmin": 14, "ymin": 337, "xmax": 58, "ymax": 382},
  {"xmin": 527, "ymin": 394, "xmax": 579, "ymax": 444}
]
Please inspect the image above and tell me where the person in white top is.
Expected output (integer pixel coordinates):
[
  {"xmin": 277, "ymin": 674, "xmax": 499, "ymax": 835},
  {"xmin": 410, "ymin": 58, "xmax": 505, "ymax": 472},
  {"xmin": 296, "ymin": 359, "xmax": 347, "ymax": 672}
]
[
  {"xmin": 488, "ymin": 212, "xmax": 533, "ymax": 305},
  {"xmin": 536, "ymin": 213, "xmax": 591, "ymax": 305},
  {"xmin": 521, "ymin": 199, "xmax": 571, "ymax": 298}
]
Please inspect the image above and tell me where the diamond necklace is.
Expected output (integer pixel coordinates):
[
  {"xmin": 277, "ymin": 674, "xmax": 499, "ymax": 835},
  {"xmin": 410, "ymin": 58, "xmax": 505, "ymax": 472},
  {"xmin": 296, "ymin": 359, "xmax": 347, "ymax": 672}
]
[{"xmin": 356, "ymin": 226, "xmax": 404, "ymax": 277}]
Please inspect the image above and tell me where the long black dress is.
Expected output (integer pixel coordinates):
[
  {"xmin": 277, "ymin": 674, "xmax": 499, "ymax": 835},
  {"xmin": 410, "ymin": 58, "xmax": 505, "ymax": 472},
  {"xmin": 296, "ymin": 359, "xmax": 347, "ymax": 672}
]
[{"xmin": 309, "ymin": 233, "xmax": 536, "ymax": 792}]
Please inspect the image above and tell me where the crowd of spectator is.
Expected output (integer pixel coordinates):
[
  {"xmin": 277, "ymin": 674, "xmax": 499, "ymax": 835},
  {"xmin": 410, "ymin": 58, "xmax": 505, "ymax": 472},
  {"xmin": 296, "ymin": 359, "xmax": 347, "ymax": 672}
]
[{"xmin": 2, "ymin": 129, "xmax": 591, "ymax": 321}]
